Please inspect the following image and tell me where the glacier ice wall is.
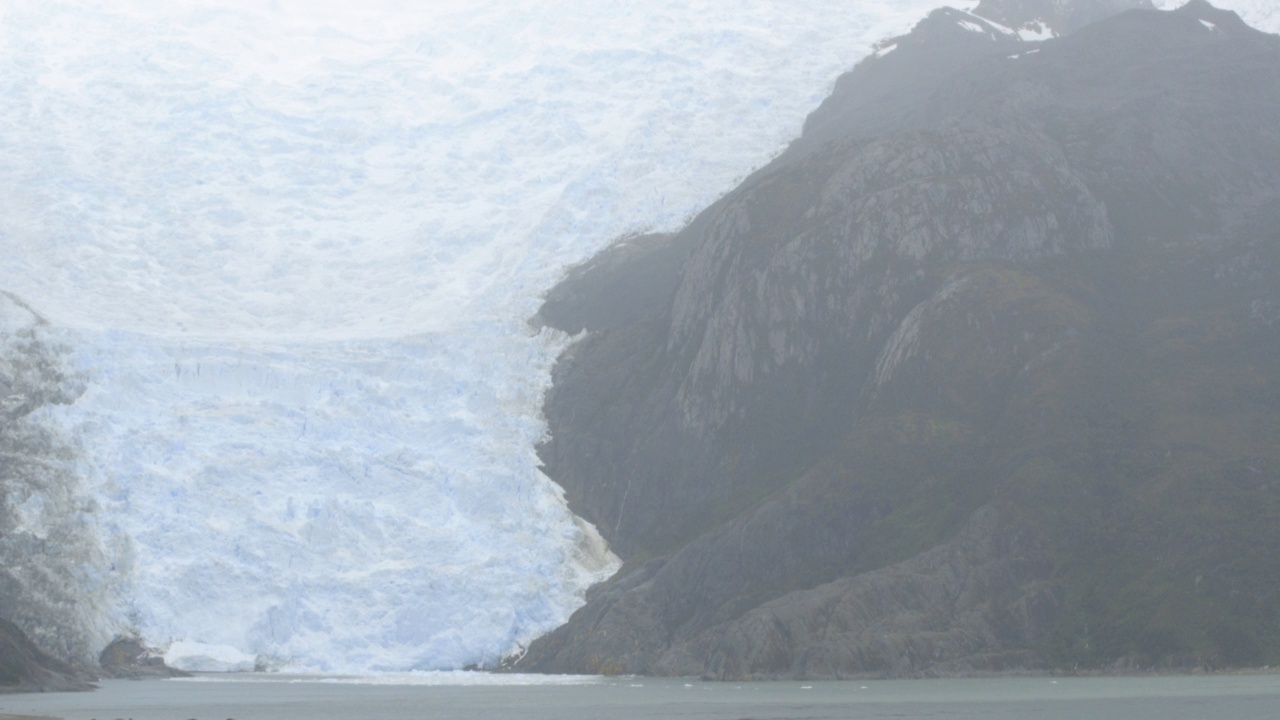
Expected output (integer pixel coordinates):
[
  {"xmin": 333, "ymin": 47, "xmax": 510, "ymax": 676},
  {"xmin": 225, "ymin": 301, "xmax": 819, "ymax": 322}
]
[
  {"xmin": 3, "ymin": 0, "xmax": 1273, "ymax": 672},
  {"xmin": 64, "ymin": 325, "xmax": 615, "ymax": 671}
]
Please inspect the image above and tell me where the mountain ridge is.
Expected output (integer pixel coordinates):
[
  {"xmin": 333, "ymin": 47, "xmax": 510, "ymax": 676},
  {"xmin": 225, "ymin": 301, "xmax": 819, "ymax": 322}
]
[{"xmin": 521, "ymin": 0, "xmax": 1280, "ymax": 678}]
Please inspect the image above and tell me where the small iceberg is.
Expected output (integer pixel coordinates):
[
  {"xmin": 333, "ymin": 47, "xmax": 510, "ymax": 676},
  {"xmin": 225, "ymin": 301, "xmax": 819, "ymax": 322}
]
[{"xmin": 164, "ymin": 640, "xmax": 258, "ymax": 672}]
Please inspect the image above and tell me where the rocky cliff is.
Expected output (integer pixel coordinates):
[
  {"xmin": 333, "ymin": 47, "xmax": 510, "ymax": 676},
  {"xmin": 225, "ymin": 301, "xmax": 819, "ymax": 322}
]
[
  {"xmin": 0, "ymin": 618, "xmax": 93, "ymax": 693},
  {"xmin": 0, "ymin": 292, "xmax": 110, "ymax": 688},
  {"xmin": 521, "ymin": 0, "xmax": 1280, "ymax": 678}
]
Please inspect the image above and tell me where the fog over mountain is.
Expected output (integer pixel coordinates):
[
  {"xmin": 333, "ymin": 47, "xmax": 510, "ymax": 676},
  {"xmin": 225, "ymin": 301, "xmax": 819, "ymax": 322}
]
[{"xmin": 0, "ymin": 0, "xmax": 1277, "ymax": 682}]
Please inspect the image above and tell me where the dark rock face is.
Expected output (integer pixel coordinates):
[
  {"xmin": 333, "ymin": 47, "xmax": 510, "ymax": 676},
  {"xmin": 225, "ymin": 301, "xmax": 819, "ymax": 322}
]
[
  {"xmin": 98, "ymin": 638, "xmax": 189, "ymax": 680},
  {"xmin": 535, "ymin": 232, "xmax": 689, "ymax": 335},
  {"xmin": 522, "ymin": 1, "xmax": 1280, "ymax": 678},
  {"xmin": 0, "ymin": 618, "xmax": 93, "ymax": 693}
]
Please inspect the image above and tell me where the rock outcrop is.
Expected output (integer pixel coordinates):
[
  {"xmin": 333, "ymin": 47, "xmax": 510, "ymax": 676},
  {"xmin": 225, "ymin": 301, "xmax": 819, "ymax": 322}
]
[
  {"xmin": 0, "ymin": 619, "xmax": 93, "ymax": 693},
  {"xmin": 97, "ymin": 638, "xmax": 190, "ymax": 680},
  {"xmin": 521, "ymin": 0, "xmax": 1280, "ymax": 678},
  {"xmin": 0, "ymin": 294, "xmax": 106, "ymax": 690}
]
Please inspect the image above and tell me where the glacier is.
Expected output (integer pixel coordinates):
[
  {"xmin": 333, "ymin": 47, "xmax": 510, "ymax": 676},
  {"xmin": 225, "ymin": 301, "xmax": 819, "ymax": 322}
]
[{"xmin": 0, "ymin": 0, "xmax": 1275, "ymax": 673}]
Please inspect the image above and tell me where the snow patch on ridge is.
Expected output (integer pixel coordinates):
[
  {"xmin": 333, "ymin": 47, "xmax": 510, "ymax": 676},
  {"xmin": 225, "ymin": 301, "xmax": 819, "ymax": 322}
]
[
  {"xmin": 956, "ymin": 9, "xmax": 1059, "ymax": 41},
  {"xmin": 173, "ymin": 670, "xmax": 604, "ymax": 686},
  {"xmin": 1153, "ymin": 0, "xmax": 1280, "ymax": 33},
  {"xmin": 958, "ymin": 18, "xmax": 993, "ymax": 33},
  {"xmin": 1016, "ymin": 20, "xmax": 1058, "ymax": 40}
]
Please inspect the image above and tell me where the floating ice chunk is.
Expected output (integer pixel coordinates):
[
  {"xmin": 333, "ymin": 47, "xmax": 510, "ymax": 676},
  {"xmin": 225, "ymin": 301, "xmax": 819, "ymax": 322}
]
[
  {"xmin": 165, "ymin": 640, "xmax": 258, "ymax": 672},
  {"xmin": 1200, "ymin": 18, "xmax": 1217, "ymax": 29},
  {"xmin": 873, "ymin": 42, "xmax": 898, "ymax": 58}
]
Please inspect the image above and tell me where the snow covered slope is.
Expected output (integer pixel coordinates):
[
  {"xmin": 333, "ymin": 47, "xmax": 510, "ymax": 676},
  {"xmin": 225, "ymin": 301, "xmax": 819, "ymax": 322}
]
[
  {"xmin": 0, "ymin": 0, "xmax": 968, "ymax": 341},
  {"xmin": 1157, "ymin": 0, "xmax": 1279, "ymax": 29},
  {"xmin": 0, "ymin": 0, "xmax": 1274, "ymax": 672}
]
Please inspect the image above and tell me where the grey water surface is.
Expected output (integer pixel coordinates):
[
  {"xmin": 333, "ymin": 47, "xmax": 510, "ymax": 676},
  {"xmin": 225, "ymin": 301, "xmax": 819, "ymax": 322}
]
[{"xmin": 2, "ymin": 674, "xmax": 1278, "ymax": 720}]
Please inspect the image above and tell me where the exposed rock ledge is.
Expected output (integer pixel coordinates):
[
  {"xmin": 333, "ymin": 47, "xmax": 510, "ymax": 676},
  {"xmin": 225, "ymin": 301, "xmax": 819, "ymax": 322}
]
[
  {"xmin": 517, "ymin": 506, "xmax": 1059, "ymax": 679},
  {"xmin": 98, "ymin": 637, "xmax": 190, "ymax": 680},
  {"xmin": 0, "ymin": 619, "xmax": 94, "ymax": 694},
  {"xmin": 702, "ymin": 507, "xmax": 1058, "ymax": 680}
]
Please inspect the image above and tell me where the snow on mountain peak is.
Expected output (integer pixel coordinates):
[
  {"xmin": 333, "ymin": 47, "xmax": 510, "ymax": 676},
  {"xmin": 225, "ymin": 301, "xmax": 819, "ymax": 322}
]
[{"xmin": 1155, "ymin": 0, "xmax": 1280, "ymax": 31}]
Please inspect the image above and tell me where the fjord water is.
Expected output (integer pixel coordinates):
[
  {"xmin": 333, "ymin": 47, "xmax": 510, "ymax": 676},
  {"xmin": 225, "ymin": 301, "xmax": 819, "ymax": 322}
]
[{"xmin": 4, "ymin": 674, "xmax": 1280, "ymax": 720}]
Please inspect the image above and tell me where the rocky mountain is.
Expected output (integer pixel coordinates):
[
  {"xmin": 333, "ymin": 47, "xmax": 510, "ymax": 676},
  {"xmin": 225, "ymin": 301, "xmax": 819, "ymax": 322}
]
[
  {"xmin": 0, "ymin": 618, "xmax": 93, "ymax": 693},
  {"xmin": 521, "ymin": 0, "xmax": 1280, "ymax": 678}
]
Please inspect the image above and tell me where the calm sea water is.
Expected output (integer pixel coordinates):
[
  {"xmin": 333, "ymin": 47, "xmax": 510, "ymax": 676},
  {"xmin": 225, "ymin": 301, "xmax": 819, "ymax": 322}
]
[{"xmin": 3, "ymin": 673, "xmax": 1278, "ymax": 720}]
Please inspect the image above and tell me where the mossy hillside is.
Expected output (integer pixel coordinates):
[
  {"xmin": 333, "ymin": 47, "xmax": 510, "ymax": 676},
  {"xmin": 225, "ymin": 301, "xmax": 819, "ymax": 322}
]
[
  {"xmin": 830, "ymin": 263, "xmax": 1089, "ymax": 569},
  {"xmin": 1031, "ymin": 451, "xmax": 1280, "ymax": 668},
  {"xmin": 735, "ymin": 257, "xmax": 1280, "ymax": 669},
  {"xmin": 1000, "ymin": 295, "xmax": 1280, "ymax": 668}
]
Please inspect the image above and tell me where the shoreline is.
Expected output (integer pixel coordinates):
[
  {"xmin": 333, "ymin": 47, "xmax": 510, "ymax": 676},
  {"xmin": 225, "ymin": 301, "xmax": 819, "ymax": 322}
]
[{"xmin": 72, "ymin": 663, "xmax": 1280, "ymax": 683}]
